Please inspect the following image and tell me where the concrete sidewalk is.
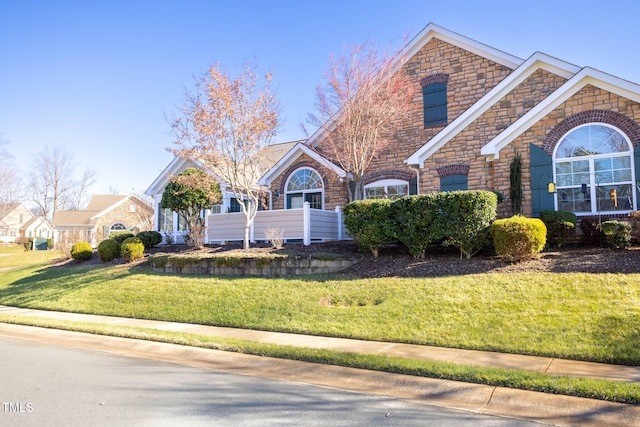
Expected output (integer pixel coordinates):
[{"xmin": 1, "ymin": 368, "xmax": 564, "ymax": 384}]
[{"xmin": 1, "ymin": 305, "xmax": 640, "ymax": 426}]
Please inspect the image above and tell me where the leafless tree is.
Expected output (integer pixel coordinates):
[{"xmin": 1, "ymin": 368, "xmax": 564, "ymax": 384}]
[
  {"xmin": 0, "ymin": 136, "xmax": 27, "ymax": 205},
  {"xmin": 170, "ymin": 62, "xmax": 280, "ymax": 249},
  {"xmin": 306, "ymin": 40, "xmax": 414, "ymax": 201},
  {"xmin": 29, "ymin": 146, "xmax": 95, "ymax": 220}
]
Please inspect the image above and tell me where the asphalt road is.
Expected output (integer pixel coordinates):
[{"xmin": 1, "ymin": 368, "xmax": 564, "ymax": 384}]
[{"xmin": 0, "ymin": 336, "xmax": 543, "ymax": 426}]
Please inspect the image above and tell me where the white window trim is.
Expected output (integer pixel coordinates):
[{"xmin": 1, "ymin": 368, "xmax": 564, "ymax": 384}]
[
  {"xmin": 284, "ymin": 167, "xmax": 325, "ymax": 210},
  {"xmin": 552, "ymin": 123, "xmax": 636, "ymax": 215},
  {"xmin": 364, "ymin": 179, "xmax": 409, "ymax": 199}
]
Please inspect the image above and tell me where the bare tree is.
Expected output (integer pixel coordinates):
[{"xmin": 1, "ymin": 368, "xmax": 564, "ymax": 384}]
[
  {"xmin": 0, "ymin": 136, "xmax": 26, "ymax": 205},
  {"xmin": 30, "ymin": 146, "xmax": 95, "ymax": 220},
  {"xmin": 70, "ymin": 168, "xmax": 96, "ymax": 210},
  {"xmin": 170, "ymin": 63, "xmax": 280, "ymax": 249},
  {"xmin": 306, "ymin": 40, "xmax": 414, "ymax": 201}
]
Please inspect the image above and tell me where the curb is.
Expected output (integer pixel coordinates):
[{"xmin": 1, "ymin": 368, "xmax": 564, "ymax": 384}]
[{"xmin": 1, "ymin": 323, "xmax": 639, "ymax": 426}]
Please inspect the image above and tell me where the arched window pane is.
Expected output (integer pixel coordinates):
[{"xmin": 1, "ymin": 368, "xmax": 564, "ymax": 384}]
[
  {"xmin": 286, "ymin": 169, "xmax": 322, "ymax": 192},
  {"xmin": 553, "ymin": 124, "xmax": 634, "ymax": 214}
]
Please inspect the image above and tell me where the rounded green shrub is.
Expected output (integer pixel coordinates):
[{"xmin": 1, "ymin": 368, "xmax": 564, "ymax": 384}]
[
  {"xmin": 344, "ymin": 199, "xmax": 395, "ymax": 258},
  {"xmin": 135, "ymin": 231, "xmax": 163, "ymax": 249},
  {"xmin": 121, "ymin": 237, "xmax": 145, "ymax": 263},
  {"xmin": 601, "ymin": 220, "xmax": 632, "ymax": 250},
  {"xmin": 540, "ymin": 210, "xmax": 577, "ymax": 248},
  {"xmin": 492, "ymin": 215, "xmax": 547, "ymax": 263},
  {"xmin": 97, "ymin": 238, "xmax": 121, "ymax": 262},
  {"xmin": 70, "ymin": 241, "xmax": 93, "ymax": 262},
  {"xmin": 110, "ymin": 231, "xmax": 135, "ymax": 244}
]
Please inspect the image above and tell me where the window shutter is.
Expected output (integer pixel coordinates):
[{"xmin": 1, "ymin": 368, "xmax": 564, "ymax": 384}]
[
  {"xmin": 423, "ymin": 83, "xmax": 447, "ymax": 127},
  {"xmin": 635, "ymin": 144, "xmax": 640, "ymax": 205},
  {"xmin": 530, "ymin": 143, "xmax": 554, "ymax": 217},
  {"xmin": 409, "ymin": 176, "xmax": 418, "ymax": 195},
  {"xmin": 440, "ymin": 174, "xmax": 468, "ymax": 192}
]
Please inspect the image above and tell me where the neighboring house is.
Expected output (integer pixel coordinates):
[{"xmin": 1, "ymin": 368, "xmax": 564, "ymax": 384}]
[
  {"xmin": 0, "ymin": 203, "xmax": 52, "ymax": 243},
  {"xmin": 148, "ymin": 23, "xmax": 640, "ymax": 244},
  {"xmin": 51, "ymin": 194, "xmax": 154, "ymax": 247}
]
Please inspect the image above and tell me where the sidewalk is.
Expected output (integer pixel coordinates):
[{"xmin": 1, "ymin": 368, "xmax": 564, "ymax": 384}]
[{"xmin": 1, "ymin": 304, "xmax": 640, "ymax": 426}]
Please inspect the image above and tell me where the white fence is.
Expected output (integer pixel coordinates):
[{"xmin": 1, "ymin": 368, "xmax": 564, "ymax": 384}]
[{"xmin": 206, "ymin": 202, "xmax": 349, "ymax": 245}]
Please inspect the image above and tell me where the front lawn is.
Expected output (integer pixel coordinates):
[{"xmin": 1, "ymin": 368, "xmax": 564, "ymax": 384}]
[{"xmin": 1, "ymin": 245, "xmax": 639, "ymax": 366}]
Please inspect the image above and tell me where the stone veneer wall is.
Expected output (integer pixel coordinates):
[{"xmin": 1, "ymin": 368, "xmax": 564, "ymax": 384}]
[{"xmin": 94, "ymin": 200, "xmax": 154, "ymax": 242}]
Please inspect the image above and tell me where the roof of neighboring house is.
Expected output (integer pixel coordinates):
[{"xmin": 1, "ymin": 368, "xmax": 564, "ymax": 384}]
[
  {"xmin": 51, "ymin": 194, "xmax": 152, "ymax": 228},
  {"xmin": 20, "ymin": 216, "xmax": 53, "ymax": 230}
]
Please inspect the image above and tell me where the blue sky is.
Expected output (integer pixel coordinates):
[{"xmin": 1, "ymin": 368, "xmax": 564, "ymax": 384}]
[{"xmin": 2, "ymin": 0, "xmax": 640, "ymax": 197}]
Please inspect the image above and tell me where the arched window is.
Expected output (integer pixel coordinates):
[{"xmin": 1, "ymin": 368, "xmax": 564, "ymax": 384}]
[
  {"xmin": 364, "ymin": 179, "xmax": 408, "ymax": 199},
  {"xmin": 285, "ymin": 168, "xmax": 323, "ymax": 209},
  {"xmin": 553, "ymin": 124, "xmax": 635, "ymax": 214},
  {"xmin": 110, "ymin": 223, "xmax": 127, "ymax": 232}
]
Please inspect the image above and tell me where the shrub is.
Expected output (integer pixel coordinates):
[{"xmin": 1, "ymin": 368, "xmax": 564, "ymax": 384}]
[
  {"xmin": 540, "ymin": 210, "xmax": 577, "ymax": 248},
  {"xmin": 601, "ymin": 220, "xmax": 632, "ymax": 250},
  {"xmin": 97, "ymin": 238, "xmax": 121, "ymax": 262},
  {"xmin": 135, "ymin": 231, "xmax": 163, "ymax": 249},
  {"xmin": 110, "ymin": 231, "xmax": 135, "ymax": 244},
  {"xmin": 344, "ymin": 199, "xmax": 396, "ymax": 258},
  {"xmin": 579, "ymin": 216, "xmax": 607, "ymax": 246},
  {"xmin": 391, "ymin": 194, "xmax": 439, "ymax": 258},
  {"xmin": 264, "ymin": 227, "xmax": 284, "ymax": 250},
  {"xmin": 120, "ymin": 237, "xmax": 145, "ymax": 263},
  {"xmin": 492, "ymin": 216, "xmax": 546, "ymax": 263},
  {"xmin": 436, "ymin": 191, "xmax": 498, "ymax": 258},
  {"xmin": 70, "ymin": 241, "xmax": 93, "ymax": 262}
]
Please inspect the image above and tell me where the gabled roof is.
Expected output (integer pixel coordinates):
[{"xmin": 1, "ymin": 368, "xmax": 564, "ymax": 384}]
[
  {"xmin": 20, "ymin": 216, "xmax": 52, "ymax": 230},
  {"xmin": 480, "ymin": 67, "xmax": 640, "ymax": 159},
  {"xmin": 406, "ymin": 52, "xmax": 581, "ymax": 167},
  {"xmin": 51, "ymin": 194, "xmax": 152, "ymax": 227},
  {"xmin": 258, "ymin": 142, "xmax": 347, "ymax": 186},
  {"xmin": 305, "ymin": 23, "xmax": 525, "ymax": 149},
  {"xmin": 0, "ymin": 203, "xmax": 31, "ymax": 221}
]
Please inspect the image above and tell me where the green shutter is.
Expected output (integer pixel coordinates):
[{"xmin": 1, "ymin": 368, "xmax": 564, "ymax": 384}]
[
  {"xmin": 440, "ymin": 175, "xmax": 468, "ymax": 192},
  {"xmin": 409, "ymin": 176, "xmax": 418, "ymax": 195},
  {"xmin": 423, "ymin": 83, "xmax": 447, "ymax": 127},
  {"xmin": 530, "ymin": 143, "xmax": 554, "ymax": 217},
  {"xmin": 635, "ymin": 144, "xmax": 640, "ymax": 205}
]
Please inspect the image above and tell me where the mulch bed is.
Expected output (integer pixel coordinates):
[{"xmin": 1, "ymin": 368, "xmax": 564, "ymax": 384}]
[{"xmin": 144, "ymin": 241, "xmax": 640, "ymax": 278}]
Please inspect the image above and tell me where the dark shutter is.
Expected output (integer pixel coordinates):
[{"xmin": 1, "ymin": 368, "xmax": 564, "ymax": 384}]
[
  {"xmin": 635, "ymin": 145, "xmax": 640, "ymax": 206},
  {"xmin": 530, "ymin": 143, "xmax": 554, "ymax": 217},
  {"xmin": 440, "ymin": 174, "xmax": 468, "ymax": 192},
  {"xmin": 423, "ymin": 83, "xmax": 447, "ymax": 127},
  {"xmin": 409, "ymin": 176, "xmax": 418, "ymax": 195}
]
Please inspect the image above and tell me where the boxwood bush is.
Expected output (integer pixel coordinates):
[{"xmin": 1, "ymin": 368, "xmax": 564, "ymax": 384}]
[
  {"xmin": 97, "ymin": 238, "xmax": 121, "ymax": 262},
  {"xmin": 492, "ymin": 215, "xmax": 546, "ymax": 263},
  {"xmin": 344, "ymin": 190, "xmax": 498, "ymax": 259},
  {"xmin": 540, "ymin": 210, "xmax": 577, "ymax": 248},
  {"xmin": 121, "ymin": 237, "xmax": 145, "ymax": 263},
  {"xmin": 343, "ymin": 199, "xmax": 395, "ymax": 257},
  {"xmin": 135, "ymin": 231, "xmax": 163, "ymax": 249},
  {"xmin": 601, "ymin": 220, "xmax": 632, "ymax": 250},
  {"xmin": 70, "ymin": 241, "xmax": 93, "ymax": 262},
  {"xmin": 110, "ymin": 231, "xmax": 135, "ymax": 244}
]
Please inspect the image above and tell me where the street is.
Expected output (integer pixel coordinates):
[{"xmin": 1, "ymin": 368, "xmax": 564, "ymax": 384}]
[{"xmin": 0, "ymin": 335, "xmax": 542, "ymax": 426}]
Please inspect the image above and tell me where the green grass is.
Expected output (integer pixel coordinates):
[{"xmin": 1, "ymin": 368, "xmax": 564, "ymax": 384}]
[{"xmin": 2, "ymin": 243, "xmax": 640, "ymax": 403}]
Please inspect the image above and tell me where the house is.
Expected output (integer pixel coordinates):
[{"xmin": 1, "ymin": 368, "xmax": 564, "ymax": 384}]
[
  {"xmin": 20, "ymin": 216, "xmax": 55, "ymax": 248},
  {"xmin": 51, "ymin": 194, "xmax": 154, "ymax": 247},
  {"xmin": 145, "ymin": 141, "xmax": 296, "ymax": 244},
  {"xmin": 148, "ymin": 23, "xmax": 640, "ymax": 244},
  {"xmin": 0, "ymin": 203, "xmax": 52, "ymax": 244}
]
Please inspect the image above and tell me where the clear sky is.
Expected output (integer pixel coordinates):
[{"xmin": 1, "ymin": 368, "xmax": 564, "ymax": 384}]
[{"xmin": 2, "ymin": 0, "xmax": 640, "ymax": 198}]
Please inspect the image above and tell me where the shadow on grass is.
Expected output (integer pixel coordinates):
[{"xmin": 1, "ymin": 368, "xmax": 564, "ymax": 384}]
[{"xmin": 0, "ymin": 262, "xmax": 131, "ymax": 307}]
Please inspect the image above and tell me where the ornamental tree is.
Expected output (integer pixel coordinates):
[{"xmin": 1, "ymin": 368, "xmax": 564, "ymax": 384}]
[
  {"xmin": 170, "ymin": 62, "xmax": 280, "ymax": 249},
  {"xmin": 160, "ymin": 168, "xmax": 222, "ymax": 247},
  {"xmin": 306, "ymin": 40, "xmax": 414, "ymax": 201}
]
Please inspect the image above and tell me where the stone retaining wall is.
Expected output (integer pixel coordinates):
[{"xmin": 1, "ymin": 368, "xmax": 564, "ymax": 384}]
[{"xmin": 148, "ymin": 255, "xmax": 357, "ymax": 277}]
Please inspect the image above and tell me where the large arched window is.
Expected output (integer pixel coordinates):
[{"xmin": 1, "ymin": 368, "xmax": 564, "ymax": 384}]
[
  {"xmin": 554, "ymin": 124, "xmax": 636, "ymax": 214},
  {"xmin": 285, "ymin": 168, "xmax": 324, "ymax": 209}
]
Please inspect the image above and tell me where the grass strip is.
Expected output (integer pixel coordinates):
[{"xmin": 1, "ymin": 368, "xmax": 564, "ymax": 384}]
[{"xmin": 1, "ymin": 314, "xmax": 639, "ymax": 405}]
